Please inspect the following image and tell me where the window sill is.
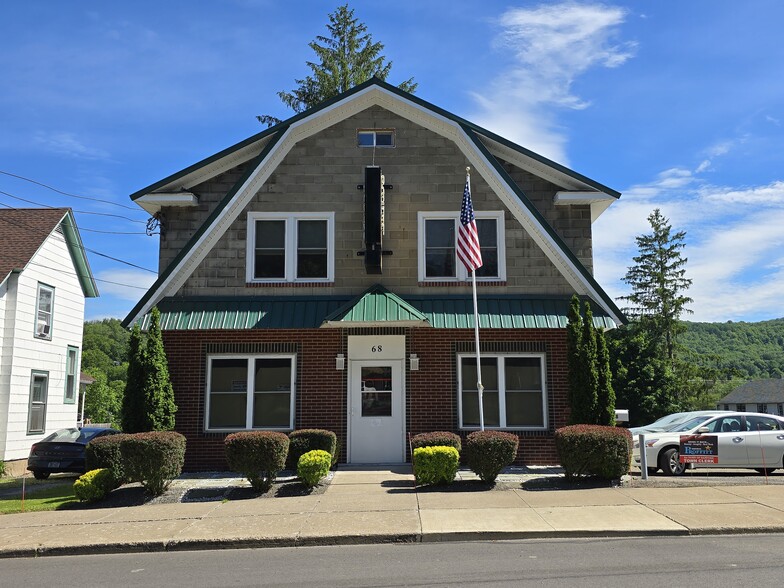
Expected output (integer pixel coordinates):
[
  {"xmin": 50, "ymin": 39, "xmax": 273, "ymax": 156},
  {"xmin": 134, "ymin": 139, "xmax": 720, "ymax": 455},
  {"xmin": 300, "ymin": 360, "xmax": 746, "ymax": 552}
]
[
  {"xmin": 418, "ymin": 281, "xmax": 507, "ymax": 287},
  {"xmin": 246, "ymin": 282, "xmax": 334, "ymax": 288}
]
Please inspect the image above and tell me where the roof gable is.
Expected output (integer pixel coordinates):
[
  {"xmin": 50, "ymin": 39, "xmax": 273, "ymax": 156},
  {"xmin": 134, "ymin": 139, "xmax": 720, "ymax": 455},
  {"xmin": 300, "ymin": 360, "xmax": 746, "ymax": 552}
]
[
  {"xmin": 124, "ymin": 78, "xmax": 623, "ymax": 327},
  {"xmin": 322, "ymin": 284, "xmax": 430, "ymax": 327},
  {"xmin": 0, "ymin": 208, "xmax": 98, "ymax": 297}
]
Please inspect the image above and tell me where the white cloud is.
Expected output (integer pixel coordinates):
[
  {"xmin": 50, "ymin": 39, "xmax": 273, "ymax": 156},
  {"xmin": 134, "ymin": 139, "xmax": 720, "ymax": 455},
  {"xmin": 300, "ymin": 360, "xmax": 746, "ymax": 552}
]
[
  {"xmin": 96, "ymin": 269, "xmax": 156, "ymax": 302},
  {"xmin": 34, "ymin": 132, "xmax": 110, "ymax": 161},
  {"xmin": 470, "ymin": 2, "xmax": 635, "ymax": 163}
]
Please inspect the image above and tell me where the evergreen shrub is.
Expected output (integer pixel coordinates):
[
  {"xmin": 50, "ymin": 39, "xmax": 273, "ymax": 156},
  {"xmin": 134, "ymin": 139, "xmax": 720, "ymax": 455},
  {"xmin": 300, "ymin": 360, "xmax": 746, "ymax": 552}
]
[
  {"xmin": 287, "ymin": 429, "xmax": 337, "ymax": 470},
  {"xmin": 225, "ymin": 431, "xmax": 289, "ymax": 493},
  {"xmin": 73, "ymin": 468, "xmax": 115, "ymax": 502},
  {"xmin": 464, "ymin": 430, "xmax": 519, "ymax": 483},
  {"xmin": 412, "ymin": 446, "xmax": 459, "ymax": 486},
  {"xmin": 120, "ymin": 431, "xmax": 186, "ymax": 496},
  {"xmin": 297, "ymin": 449, "xmax": 332, "ymax": 488},
  {"xmin": 410, "ymin": 431, "xmax": 462, "ymax": 453},
  {"xmin": 85, "ymin": 433, "xmax": 130, "ymax": 487},
  {"xmin": 555, "ymin": 425, "xmax": 632, "ymax": 480}
]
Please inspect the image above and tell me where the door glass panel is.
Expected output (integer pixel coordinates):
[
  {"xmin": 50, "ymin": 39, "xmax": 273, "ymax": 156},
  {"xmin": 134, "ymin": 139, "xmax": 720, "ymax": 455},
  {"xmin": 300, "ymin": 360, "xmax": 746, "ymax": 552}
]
[{"xmin": 361, "ymin": 366, "xmax": 392, "ymax": 417}]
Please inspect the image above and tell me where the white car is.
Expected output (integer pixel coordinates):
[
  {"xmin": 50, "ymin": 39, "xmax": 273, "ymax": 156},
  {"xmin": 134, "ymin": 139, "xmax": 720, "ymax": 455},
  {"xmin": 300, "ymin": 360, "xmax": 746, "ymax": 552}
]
[
  {"xmin": 628, "ymin": 410, "xmax": 731, "ymax": 437},
  {"xmin": 633, "ymin": 412, "xmax": 784, "ymax": 475}
]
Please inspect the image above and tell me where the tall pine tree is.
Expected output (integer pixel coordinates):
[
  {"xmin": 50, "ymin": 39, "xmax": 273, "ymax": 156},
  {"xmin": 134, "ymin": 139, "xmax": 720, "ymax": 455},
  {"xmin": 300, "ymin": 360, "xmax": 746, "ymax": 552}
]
[
  {"xmin": 141, "ymin": 307, "xmax": 177, "ymax": 431},
  {"xmin": 580, "ymin": 302, "xmax": 600, "ymax": 422},
  {"xmin": 258, "ymin": 4, "xmax": 416, "ymax": 126},
  {"xmin": 122, "ymin": 324, "xmax": 146, "ymax": 433},
  {"xmin": 594, "ymin": 326, "xmax": 616, "ymax": 426}
]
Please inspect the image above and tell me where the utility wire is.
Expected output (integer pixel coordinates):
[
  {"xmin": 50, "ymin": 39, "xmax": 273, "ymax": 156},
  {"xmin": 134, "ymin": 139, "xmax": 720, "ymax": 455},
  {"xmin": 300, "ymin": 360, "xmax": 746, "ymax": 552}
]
[
  {"xmin": 0, "ymin": 204, "xmax": 157, "ymax": 274},
  {"xmin": 23, "ymin": 259, "xmax": 150, "ymax": 290},
  {"xmin": 0, "ymin": 189, "xmax": 147, "ymax": 224},
  {"xmin": 0, "ymin": 169, "xmax": 142, "ymax": 212}
]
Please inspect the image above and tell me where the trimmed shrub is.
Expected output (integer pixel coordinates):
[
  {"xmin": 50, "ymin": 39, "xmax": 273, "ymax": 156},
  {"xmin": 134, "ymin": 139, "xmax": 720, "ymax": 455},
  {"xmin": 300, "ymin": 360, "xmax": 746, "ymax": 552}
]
[
  {"xmin": 413, "ymin": 446, "xmax": 459, "ymax": 486},
  {"xmin": 120, "ymin": 431, "xmax": 186, "ymax": 496},
  {"xmin": 86, "ymin": 433, "xmax": 130, "ymax": 487},
  {"xmin": 73, "ymin": 468, "xmax": 115, "ymax": 502},
  {"xmin": 0, "ymin": 460, "xmax": 5, "ymax": 478},
  {"xmin": 464, "ymin": 430, "xmax": 519, "ymax": 483},
  {"xmin": 287, "ymin": 429, "xmax": 337, "ymax": 470},
  {"xmin": 410, "ymin": 431, "xmax": 462, "ymax": 453},
  {"xmin": 555, "ymin": 424, "xmax": 632, "ymax": 480},
  {"xmin": 297, "ymin": 449, "xmax": 332, "ymax": 488},
  {"xmin": 225, "ymin": 431, "xmax": 289, "ymax": 493}
]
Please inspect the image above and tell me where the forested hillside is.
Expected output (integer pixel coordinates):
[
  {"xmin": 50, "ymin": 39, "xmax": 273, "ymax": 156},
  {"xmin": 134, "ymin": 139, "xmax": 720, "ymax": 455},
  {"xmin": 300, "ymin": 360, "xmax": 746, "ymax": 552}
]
[
  {"xmin": 679, "ymin": 318, "xmax": 784, "ymax": 379},
  {"xmin": 80, "ymin": 318, "xmax": 130, "ymax": 426}
]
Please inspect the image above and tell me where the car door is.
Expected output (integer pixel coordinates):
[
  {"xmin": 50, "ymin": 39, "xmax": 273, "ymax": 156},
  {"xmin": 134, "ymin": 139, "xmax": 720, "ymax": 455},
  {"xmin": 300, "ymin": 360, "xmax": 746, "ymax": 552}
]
[
  {"xmin": 705, "ymin": 416, "xmax": 749, "ymax": 466},
  {"xmin": 743, "ymin": 415, "xmax": 784, "ymax": 468}
]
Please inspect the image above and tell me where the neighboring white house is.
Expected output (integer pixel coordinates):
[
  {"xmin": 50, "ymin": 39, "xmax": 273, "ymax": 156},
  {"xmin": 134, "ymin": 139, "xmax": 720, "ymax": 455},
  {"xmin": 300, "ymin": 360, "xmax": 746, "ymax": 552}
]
[{"xmin": 0, "ymin": 208, "xmax": 98, "ymax": 473}]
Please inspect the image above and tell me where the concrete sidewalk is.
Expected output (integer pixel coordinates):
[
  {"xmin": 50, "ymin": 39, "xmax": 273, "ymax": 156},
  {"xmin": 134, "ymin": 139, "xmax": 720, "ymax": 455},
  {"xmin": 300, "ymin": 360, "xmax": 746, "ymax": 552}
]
[{"xmin": 2, "ymin": 466, "xmax": 784, "ymax": 558}]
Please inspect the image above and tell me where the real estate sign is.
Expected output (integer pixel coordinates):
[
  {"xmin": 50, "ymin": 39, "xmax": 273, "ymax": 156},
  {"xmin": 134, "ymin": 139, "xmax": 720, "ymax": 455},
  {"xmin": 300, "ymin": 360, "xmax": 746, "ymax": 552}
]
[{"xmin": 679, "ymin": 435, "xmax": 719, "ymax": 463}]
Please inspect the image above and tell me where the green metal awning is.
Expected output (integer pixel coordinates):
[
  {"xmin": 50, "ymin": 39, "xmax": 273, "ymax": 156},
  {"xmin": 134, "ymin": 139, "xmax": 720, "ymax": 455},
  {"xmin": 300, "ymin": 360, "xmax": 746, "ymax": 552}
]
[{"xmin": 138, "ymin": 289, "xmax": 615, "ymax": 331}]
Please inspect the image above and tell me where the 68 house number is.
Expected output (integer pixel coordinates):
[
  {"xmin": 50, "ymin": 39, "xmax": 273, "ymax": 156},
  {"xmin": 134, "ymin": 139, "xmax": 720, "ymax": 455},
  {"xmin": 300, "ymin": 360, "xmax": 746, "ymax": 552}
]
[{"xmin": 371, "ymin": 345, "xmax": 383, "ymax": 353}]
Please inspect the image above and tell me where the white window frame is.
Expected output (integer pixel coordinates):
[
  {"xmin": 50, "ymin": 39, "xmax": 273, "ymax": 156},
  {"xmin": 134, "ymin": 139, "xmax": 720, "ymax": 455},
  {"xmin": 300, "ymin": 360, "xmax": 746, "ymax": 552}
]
[
  {"xmin": 246, "ymin": 212, "xmax": 335, "ymax": 283},
  {"xmin": 417, "ymin": 211, "xmax": 506, "ymax": 282},
  {"xmin": 457, "ymin": 353, "xmax": 547, "ymax": 430},
  {"xmin": 64, "ymin": 346, "xmax": 79, "ymax": 404},
  {"xmin": 34, "ymin": 283, "xmax": 55, "ymax": 340},
  {"xmin": 205, "ymin": 354, "xmax": 296, "ymax": 432},
  {"xmin": 357, "ymin": 128, "xmax": 395, "ymax": 148},
  {"xmin": 27, "ymin": 371, "xmax": 49, "ymax": 435}
]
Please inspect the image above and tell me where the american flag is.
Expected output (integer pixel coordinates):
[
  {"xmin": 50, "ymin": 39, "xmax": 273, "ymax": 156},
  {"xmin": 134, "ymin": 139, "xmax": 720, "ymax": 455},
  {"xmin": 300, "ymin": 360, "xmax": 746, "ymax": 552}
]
[{"xmin": 457, "ymin": 175, "xmax": 483, "ymax": 272}]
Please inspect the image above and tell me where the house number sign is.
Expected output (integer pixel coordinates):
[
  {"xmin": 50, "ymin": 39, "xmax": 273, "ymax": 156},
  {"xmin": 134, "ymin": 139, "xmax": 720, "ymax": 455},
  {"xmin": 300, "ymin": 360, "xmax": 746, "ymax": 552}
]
[{"xmin": 348, "ymin": 335, "xmax": 405, "ymax": 360}]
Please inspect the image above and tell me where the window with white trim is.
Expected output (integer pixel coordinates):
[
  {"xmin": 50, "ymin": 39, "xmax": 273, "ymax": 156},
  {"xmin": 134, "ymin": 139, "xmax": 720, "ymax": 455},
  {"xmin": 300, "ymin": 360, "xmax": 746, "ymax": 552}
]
[
  {"xmin": 357, "ymin": 129, "xmax": 395, "ymax": 147},
  {"xmin": 246, "ymin": 212, "xmax": 334, "ymax": 283},
  {"xmin": 64, "ymin": 346, "xmax": 78, "ymax": 403},
  {"xmin": 458, "ymin": 354, "xmax": 547, "ymax": 429},
  {"xmin": 417, "ymin": 211, "xmax": 505, "ymax": 281},
  {"xmin": 206, "ymin": 355, "xmax": 295, "ymax": 430},
  {"xmin": 28, "ymin": 371, "xmax": 49, "ymax": 434},
  {"xmin": 35, "ymin": 283, "xmax": 54, "ymax": 339}
]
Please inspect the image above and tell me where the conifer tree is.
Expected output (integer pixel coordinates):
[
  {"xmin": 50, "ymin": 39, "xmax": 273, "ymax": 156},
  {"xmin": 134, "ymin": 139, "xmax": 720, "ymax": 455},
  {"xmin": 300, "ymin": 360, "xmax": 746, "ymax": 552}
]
[
  {"xmin": 595, "ymin": 326, "xmax": 616, "ymax": 426},
  {"xmin": 258, "ymin": 4, "xmax": 416, "ymax": 126},
  {"xmin": 566, "ymin": 295, "xmax": 584, "ymax": 423},
  {"xmin": 579, "ymin": 302, "xmax": 599, "ymax": 423},
  {"xmin": 141, "ymin": 307, "xmax": 177, "ymax": 431},
  {"xmin": 121, "ymin": 323, "xmax": 146, "ymax": 433}
]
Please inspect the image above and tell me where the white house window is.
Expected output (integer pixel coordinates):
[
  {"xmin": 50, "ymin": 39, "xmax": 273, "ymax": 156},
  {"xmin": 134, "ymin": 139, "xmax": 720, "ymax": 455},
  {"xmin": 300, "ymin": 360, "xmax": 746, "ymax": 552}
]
[
  {"xmin": 357, "ymin": 129, "xmax": 395, "ymax": 148},
  {"xmin": 35, "ymin": 283, "xmax": 54, "ymax": 339},
  {"xmin": 64, "ymin": 346, "xmax": 78, "ymax": 403},
  {"xmin": 458, "ymin": 354, "xmax": 546, "ymax": 429},
  {"xmin": 418, "ymin": 211, "xmax": 505, "ymax": 282},
  {"xmin": 246, "ymin": 212, "xmax": 334, "ymax": 283},
  {"xmin": 28, "ymin": 371, "xmax": 49, "ymax": 434},
  {"xmin": 206, "ymin": 355, "xmax": 295, "ymax": 431}
]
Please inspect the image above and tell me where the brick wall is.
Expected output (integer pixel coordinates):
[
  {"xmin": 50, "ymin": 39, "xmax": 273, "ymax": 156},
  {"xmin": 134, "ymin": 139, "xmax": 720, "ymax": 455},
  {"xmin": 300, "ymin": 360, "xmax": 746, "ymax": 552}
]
[{"xmin": 163, "ymin": 326, "xmax": 567, "ymax": 470}]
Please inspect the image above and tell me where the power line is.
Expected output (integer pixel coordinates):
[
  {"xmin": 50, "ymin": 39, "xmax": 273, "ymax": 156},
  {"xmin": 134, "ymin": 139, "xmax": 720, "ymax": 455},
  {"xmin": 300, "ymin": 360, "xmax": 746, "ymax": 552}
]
[
  {"xmin": 23, "ymin": 259, "xmax": 150, "ymax": 290},
  {"xmin": 0, "ymin": 169, "xmax": 142, "ymax": 212},
  {"xmin": 0, "ymin": 189, "xmax": 148, "ymax": 225}
]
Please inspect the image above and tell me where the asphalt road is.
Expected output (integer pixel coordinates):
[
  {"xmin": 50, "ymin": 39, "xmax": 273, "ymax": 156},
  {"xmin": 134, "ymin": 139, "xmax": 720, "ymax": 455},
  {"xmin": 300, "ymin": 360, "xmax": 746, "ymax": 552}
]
[{"xmin": 3, "ymin": 535, "xmax": 783, "ymax": 587}]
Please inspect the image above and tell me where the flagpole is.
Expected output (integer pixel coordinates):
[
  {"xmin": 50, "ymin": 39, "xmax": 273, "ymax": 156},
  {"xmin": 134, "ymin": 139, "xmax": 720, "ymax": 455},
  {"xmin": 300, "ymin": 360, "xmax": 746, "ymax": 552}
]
[{"xmin": 466, "ymin": 167, "xmax": 485, "ymax": 431}]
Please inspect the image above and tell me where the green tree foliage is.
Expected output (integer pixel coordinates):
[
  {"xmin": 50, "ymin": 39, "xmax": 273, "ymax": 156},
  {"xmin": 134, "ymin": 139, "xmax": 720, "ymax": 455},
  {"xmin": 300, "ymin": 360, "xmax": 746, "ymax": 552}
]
[
  {"xmin": 140, "ymin": 307, "xmax": 177, "ymax": 431},
  {"xmin": 595, "ymin": 326, "xmax": 616, "ymax": 426},
  {"xmin": 82, "ymin": 372, "xmax": 121, "ymax": 427},
  {"xmin": 122, "ymin": 324, "xmax": 146, "ymax": 433},
  {"xmin": 81, "ymin": 319, "xmax": 129, "ymax": 425},
  {"xmin": 620, "ymin": 209, "xmax": 693, "ymax": 363},
  {"xmin": 257, "ymin": 4, "xmax": 416, "ymax": 126},
  {"xmin": 579, "ymin": 303, "xmax": 599, "ymax": 422},
  {"xmin": 566, "ymin": 296, "xmax": 583, "ymax": 422}
]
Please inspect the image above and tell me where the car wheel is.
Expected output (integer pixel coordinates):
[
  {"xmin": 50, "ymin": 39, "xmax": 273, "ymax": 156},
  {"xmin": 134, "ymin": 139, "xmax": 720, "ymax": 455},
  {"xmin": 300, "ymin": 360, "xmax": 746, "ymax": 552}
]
[
  {"xmin": 659, "ymin": 448, "xmax": 686, "ymax": 476},
  {"xmin": 31, "ymin": 470, "xmax": 50, "ymax": 480}
]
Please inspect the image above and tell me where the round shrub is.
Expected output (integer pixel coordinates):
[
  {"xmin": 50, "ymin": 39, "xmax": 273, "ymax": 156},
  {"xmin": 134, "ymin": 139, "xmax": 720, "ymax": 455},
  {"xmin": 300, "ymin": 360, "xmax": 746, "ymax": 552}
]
[
  {"xmin": 287, "ymin": 429, "xmax": 337, "ymax": 470},
  {"xmin": 410, "ymin": 431, "xmax": 462, "ymax": 453},
  {"xmin": 120, "ymin": 431, "xmax": 186, "ymax": 496},
  {"xmin": 555, "ymin": 424, "xmax": 632, "ymax": 480},
  {"xmin": 225, "ymin": 431, "xmax": 290, "ymax": 493},
  {"xmin": 86, "ymin": 433, "xmax": 130, "ymax": 488},
  {"xmin": 464, "ymin": 430, "xmax": 519, "ymax": 483},
  {"xmin": 413, "ymin": 446, "xmax": 459, "ymax": 486},
  {"xmin": 73, "ymin": 468, "xmax": 115, "ymax": 502},
  {"xmin": 297, "ymin": 449, "xmax": 332, "ymax": 488}
]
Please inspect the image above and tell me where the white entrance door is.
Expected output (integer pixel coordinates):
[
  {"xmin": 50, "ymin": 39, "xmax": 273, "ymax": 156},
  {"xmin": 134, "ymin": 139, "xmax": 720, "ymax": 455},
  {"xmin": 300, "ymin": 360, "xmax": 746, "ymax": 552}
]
[{"xmin": 349, "ymin": 360, "xmax": 404, "ymax": 463}]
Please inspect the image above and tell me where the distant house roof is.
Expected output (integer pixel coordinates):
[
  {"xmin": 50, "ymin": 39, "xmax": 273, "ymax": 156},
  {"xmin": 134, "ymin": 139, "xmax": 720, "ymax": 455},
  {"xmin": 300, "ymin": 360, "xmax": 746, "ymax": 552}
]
[
  {"xmin": 719, "ymin": 379, "xmax": 784, "ymax": 404},
  {"xmin": 79, "ymin": 372, "xmax": 96, "ymax": 386},
  {"xmin": 0, "ymin": 207, "xmax": 99, "ymax": 297}
]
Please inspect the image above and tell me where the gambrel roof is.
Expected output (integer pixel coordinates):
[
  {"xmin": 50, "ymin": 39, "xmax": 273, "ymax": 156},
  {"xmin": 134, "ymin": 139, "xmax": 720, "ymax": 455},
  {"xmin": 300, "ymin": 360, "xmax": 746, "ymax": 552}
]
[
  {"xmin": 123, "ymin": 78, "xmax": 623, "ymax": 327},
  {"xmin": 0, "ymin": 207, "xmax": 98, "ymax": 297}
]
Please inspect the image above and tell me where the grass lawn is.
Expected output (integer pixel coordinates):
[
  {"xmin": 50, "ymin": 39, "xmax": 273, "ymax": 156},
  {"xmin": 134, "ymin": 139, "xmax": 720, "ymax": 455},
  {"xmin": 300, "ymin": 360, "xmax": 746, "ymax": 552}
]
[{"xmin": 0, "ymin": 478, "xmax": 79, "ymax": 514}]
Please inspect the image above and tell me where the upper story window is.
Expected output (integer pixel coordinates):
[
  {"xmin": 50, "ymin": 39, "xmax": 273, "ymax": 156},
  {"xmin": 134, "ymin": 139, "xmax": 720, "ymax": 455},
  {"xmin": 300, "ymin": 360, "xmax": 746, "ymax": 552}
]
[
  {"xmin": 357, "ymin": 129, "xmax": 395, "ymax": 148},
  {"xmin": 35, "ymin": 283, "xmax": 54, "ymax": 340},
  {"xmin": 246, "ymin": 212, "xmax": 335, "ymax": 283},
  {"xmin": 417, "ymin": 211, "xmax": 505, "ymax": 282}
]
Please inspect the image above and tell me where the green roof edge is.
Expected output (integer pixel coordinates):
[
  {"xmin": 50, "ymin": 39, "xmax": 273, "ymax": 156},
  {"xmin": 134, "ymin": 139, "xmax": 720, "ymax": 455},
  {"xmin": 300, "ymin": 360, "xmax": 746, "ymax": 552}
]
[{"xmin": 61, "ymin": 210, "xmax": 99, "ymax": 298}]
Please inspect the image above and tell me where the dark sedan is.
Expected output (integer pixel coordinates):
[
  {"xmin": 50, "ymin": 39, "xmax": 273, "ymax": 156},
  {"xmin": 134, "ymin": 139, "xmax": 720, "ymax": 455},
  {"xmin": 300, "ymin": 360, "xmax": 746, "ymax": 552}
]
[{"xmin": 27, "ymin": 427, "xmax": 120, "ymax": 479}]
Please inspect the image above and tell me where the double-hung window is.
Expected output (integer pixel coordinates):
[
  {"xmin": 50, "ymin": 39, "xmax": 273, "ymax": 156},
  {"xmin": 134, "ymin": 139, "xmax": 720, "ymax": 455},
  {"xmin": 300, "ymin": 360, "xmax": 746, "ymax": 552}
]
[
  {"xmin": 206, "ymin": 355, "xmax": 295, "ymax": 431},
  {"xmin": 458, "ymin": 354, "xmax": 547, "ymax": 429},
  {"xmin": 418, "ymin": 211, "xmax": 505, "ymax": 282},
  {"xmin": 35, "ymin": 283, "xmax": 54, "ymax": 339},
  {"xmin": 64, "ymin": 346, "xmax": 78, "ymax": 403},
  {"xmin": 246, "ymin": 212, "xmax": 334, "ymax": 283},
  {"xmin": 28, "ymin": 371, "xmax": 49, "ymax": 434}
]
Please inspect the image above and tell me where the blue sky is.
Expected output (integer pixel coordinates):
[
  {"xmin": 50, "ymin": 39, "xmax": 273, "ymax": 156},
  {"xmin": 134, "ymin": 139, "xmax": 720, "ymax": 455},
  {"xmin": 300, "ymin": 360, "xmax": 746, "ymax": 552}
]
[{"xmin": 2, "ymin": 1, "xmax": 783, "ymax": 323}]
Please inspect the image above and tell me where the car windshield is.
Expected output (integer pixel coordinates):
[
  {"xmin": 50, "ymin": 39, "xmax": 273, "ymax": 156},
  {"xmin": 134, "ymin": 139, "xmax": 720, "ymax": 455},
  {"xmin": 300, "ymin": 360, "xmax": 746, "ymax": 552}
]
[
  {"xmin": 41, "ymin": 428, "xmax": 106, "ymax": 444},
  {"xmin": 665, "ymin": 415, "xmax": 713, "ymax": 433}
]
